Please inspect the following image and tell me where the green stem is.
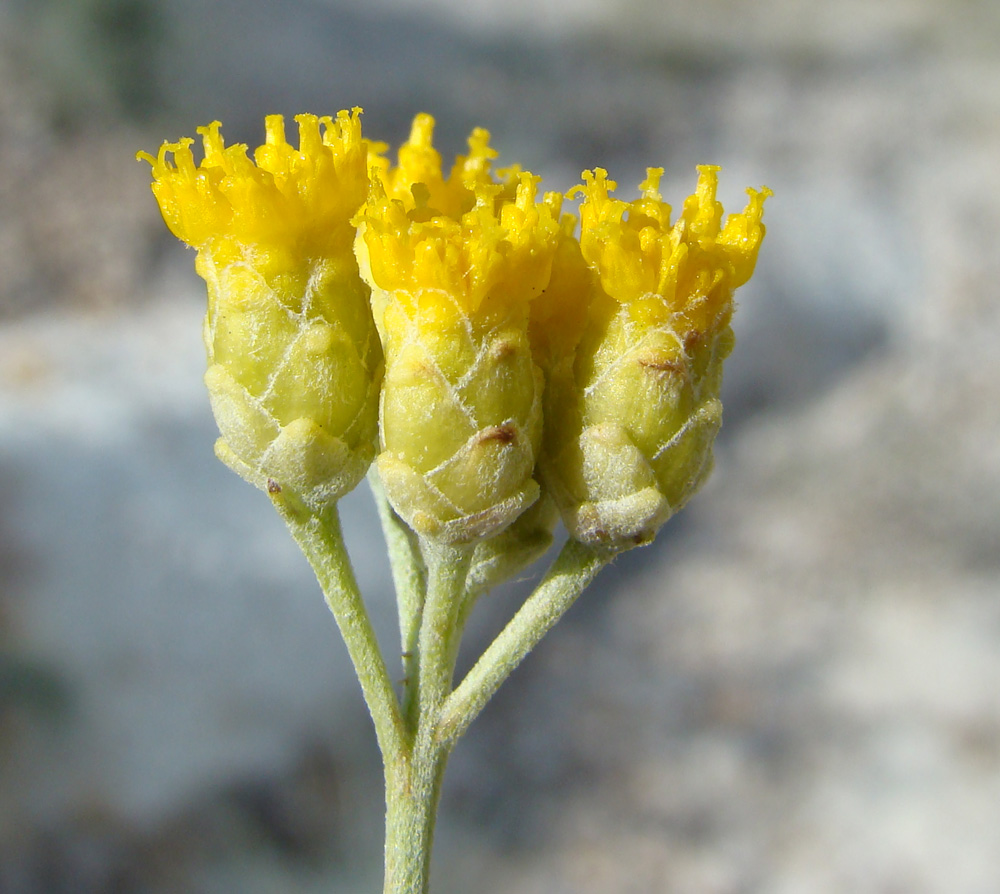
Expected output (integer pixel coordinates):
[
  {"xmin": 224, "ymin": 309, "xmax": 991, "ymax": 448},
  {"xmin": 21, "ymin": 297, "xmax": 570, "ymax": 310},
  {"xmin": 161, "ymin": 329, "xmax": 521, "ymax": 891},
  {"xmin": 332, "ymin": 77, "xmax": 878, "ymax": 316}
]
[
  {"xmin": 435, "ymin": 538, "xmax": 608, "ymax": 749},
  {"xmin": 382, "ymin": 540, "xmax": 471, "ymax": 894},
  {"xmin": 417, "ymin": 542, "xmax": 473, "ymax": 720},
  {"xmin": 272, "ymin": 494, "xmax": 406, "ymax": 764},
  {"xmin": 369, "ymin": 470, "xmax": 427, "ymax": 724},
  {"xmin": 382, "ymin": 744, "xmax": 450, "ymax": 894}
]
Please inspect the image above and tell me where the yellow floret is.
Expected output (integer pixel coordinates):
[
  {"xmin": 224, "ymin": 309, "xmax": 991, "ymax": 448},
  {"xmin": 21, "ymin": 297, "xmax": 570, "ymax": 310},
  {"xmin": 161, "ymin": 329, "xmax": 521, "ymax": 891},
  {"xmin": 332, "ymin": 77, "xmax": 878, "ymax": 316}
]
[{"xmin": 370, "ymin": 113, "xmax": 498, "ymax": 219}]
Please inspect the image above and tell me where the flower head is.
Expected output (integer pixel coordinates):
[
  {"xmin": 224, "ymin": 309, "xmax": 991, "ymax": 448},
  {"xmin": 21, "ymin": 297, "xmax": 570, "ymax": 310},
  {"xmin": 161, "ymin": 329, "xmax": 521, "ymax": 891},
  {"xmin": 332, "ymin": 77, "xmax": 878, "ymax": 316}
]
[
  {"xmin": 540, "ymin": 166, "xmax": 770, "ymax": 548},
  {"xmin": 138, "ymin": 110, "xmax": 382, "ymax": 510},
  {"xmin": 356, "ymin": 114, "xmax": 563, "ymax": 543}
]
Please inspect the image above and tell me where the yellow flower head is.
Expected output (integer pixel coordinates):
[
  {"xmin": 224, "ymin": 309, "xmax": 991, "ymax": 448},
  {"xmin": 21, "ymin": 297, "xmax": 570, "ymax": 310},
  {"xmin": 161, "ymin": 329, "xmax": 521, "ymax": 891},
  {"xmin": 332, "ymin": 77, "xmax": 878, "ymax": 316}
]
[
  {"xmin": 138, "ymin": 109, "xmax": 383, "ymax": 511},
  {"xmin": 356, "ymin": 114, "xmax": 563, "ymax": 543},
  {"xmin": 540, "ymin": 166, "xmax": 770, "ymax": 549}
]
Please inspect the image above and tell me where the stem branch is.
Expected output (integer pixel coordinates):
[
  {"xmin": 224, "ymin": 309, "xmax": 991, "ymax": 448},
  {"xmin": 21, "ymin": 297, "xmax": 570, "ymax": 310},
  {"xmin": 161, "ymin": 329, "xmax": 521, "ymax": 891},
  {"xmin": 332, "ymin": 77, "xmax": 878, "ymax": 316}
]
[
  {"xmin": 382, "ymin": 540, "xmax": 471, "ymax": 893},
  {"xmin": 273, "ymin": 494, "xmax": 406, "ymax": 764},
  {"xmin": 369, "ymin": 471, "xmax": 427, "ymax": 725},
  {"xmin": 435, "ymin": 538, "xmax": 608, "ymax": 748}
]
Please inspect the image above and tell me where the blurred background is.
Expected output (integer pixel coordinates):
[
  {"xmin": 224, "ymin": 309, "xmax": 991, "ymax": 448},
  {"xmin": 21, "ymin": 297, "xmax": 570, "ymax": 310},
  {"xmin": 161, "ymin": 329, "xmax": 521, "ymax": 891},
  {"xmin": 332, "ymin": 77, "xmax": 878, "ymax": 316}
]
[{"xmin": 1, "ymin": 0, "xmax": 999, "ymax": 891}]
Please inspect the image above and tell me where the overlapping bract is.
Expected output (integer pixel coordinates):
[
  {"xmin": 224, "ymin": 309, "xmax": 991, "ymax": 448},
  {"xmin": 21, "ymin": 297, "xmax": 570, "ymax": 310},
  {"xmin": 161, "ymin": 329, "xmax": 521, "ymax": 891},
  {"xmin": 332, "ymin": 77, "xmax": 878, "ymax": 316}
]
[{"xmin": 141, "ymin": 110, "xmax": 768, "ymax": 549}]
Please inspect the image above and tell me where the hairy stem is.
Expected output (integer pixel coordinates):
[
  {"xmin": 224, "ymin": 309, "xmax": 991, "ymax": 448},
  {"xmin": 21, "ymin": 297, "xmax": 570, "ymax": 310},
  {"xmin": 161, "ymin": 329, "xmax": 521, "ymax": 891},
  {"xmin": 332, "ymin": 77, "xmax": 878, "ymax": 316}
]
[
  {"xmin": 435, "ymin": 538, "xmax": 608, "ymax": 748},
  {"xmin": 382, "ymin": 540, "xmax": 471, "ymax": 893},
  {"xmin": 382, "ymin": 744, "xmax": 449, "ymax": 894},
  {"xmin": 272, "ymin": 493, "xmax": 406, "ymax": 765},
  {"xmin": 369, "ymin": 470, "xmax": 427, "ymax": 725}
]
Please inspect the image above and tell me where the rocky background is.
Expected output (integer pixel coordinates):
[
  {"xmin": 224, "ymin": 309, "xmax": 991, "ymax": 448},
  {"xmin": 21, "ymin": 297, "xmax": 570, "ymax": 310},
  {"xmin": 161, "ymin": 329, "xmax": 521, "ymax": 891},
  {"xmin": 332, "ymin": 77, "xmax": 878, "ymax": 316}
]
[{"xmin": 1, "ymin": 0, "xmax": 998, "ymax": 891}]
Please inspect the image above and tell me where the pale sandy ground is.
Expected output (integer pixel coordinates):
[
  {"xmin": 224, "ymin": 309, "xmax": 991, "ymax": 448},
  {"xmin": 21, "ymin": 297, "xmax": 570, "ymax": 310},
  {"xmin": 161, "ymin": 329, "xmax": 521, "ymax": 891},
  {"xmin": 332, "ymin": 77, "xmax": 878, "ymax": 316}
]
[{"xmin": 1, "ymin": 1, "xmax": 999, "ymax": 891}]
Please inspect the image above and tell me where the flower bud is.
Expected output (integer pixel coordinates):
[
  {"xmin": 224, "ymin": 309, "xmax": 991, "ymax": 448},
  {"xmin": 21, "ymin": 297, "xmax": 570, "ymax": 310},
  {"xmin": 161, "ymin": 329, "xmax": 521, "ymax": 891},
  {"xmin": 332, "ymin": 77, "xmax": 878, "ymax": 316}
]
[
  {"xmin": 356, "ymin": 115, "xmax": 562, "ymax": 543},
  {"xmin": 138, "ymin": 110, "xmax": 382, "ymax": 510},
  {"xmin": 540, "ymin": 166, "xmax": 769, "ymax": 549}
]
